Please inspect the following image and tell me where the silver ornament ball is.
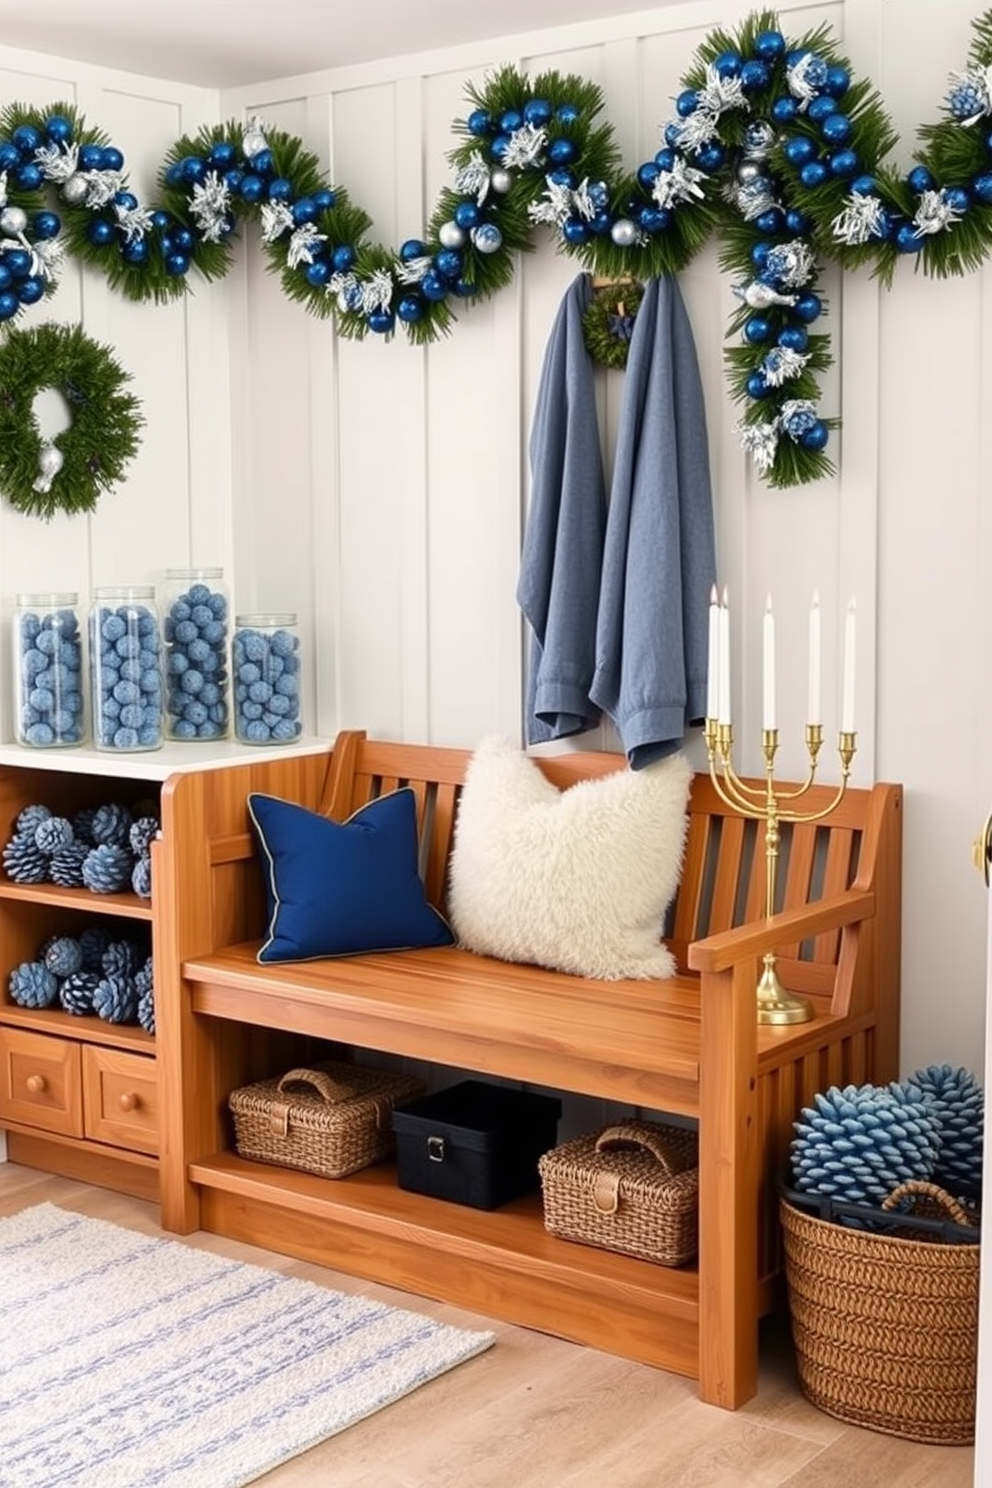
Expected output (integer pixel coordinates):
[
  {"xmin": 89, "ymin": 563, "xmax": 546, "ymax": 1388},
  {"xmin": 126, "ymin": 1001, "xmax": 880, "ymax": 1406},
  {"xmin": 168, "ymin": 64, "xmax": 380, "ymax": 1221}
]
[
  {"xmin": 438, "ymin": 220, "xmax": 466, "ymax": 249},
  {"xmin": 471, "ymin": 223, "xmax": 503, "ymax": 255},
  {"xmin": 736, "ymin": 161, "xmax": 762, "ymax": 186},
  {"xmin": 490, "ymin": 168, "xmax": 513, "ymax": 195},
  {"xmin": 0, "ymin": 205, "xmax": 28, "ymax": 236},
  {"xmin": 61, "ymin": 175, "xmax": 89, "ymax": 205},
  {"xmin": 610, "ymin": 218, "xmax": 637, "ymax": 248}
]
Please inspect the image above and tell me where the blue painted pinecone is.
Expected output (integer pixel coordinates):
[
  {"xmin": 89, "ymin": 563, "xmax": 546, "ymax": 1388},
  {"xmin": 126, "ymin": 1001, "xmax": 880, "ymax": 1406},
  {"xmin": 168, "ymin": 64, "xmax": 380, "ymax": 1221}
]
[
  {"xmin": 90, "ymin": 802, "xmax": 133, "ymax": 849},
  {"xmin": 50, "ymin": 841, "xmax": 90, "ymax": 887},
  {"xmin": 79, "ymin": 925, "xmax": 112, "ymax": 971},
  {"xmin": 791, "ymin": 1081, "xmax": 942, "ymax": 1205},
  {"xmin": 3, "ymin": 831, "xmax": 49, "ymax": 884},
  {"xmin": 129, "ymin": 816, "xmax": 159, "ymax": 857},
  {"xmin": 72, "ymin": 807, "xmax": 98, "ymax": 845},
  {"xmin": 59, "ymin": 970, "xmax": 99, "ymax": 1016},
  {"xmin": 102, "ymin": 938, "xmax": 146, "ymax": 979},
  {"xmin": 905, "ymin": 1063, "xmax": 984, "ymax": 1192},
  {"xmin": 43, "ymin": 936, "xmax": 83, "ymax": 979},
  {"xmin": 132, "ymin": 855, "xmax": 153, "ymax": 899},
  {"xmin": 34, "ymin": 816, "xmax": 74, "ymax": 856},
  {"xmin": 93, "ymin": 974, "xmax": 139, "ymax": 1025},
  {"xmin": 16, "ymin": 803, "xmax": 51, "ymax": 836},
  {"xmin": 82, "ymin": 844, "xmax": 133, "ymax": 894},
  {"xmin": 136, "ymin": 961, "xmax": 155, "ymax": 1033},
  {"xmin": 9, "ymin": 961, "xmax": 59, "ymax": 1009}
]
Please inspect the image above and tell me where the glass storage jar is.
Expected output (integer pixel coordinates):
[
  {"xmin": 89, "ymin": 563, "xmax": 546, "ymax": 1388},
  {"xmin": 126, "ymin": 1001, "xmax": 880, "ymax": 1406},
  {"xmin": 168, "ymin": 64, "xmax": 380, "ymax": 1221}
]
[
  {"xmin": 161, "ymin": 567, "xmax": 230, "ymax": 741},
  {"xmin": 232, "ymin": 613, "xmax": 302, "ymax": 744},
  {"xmin": 89, "ymin": 586, "xmax": 163, "ymax": 752},
  {"xmin": 12, "ymin": 592, "xmax": 85, "ymax": 748}
]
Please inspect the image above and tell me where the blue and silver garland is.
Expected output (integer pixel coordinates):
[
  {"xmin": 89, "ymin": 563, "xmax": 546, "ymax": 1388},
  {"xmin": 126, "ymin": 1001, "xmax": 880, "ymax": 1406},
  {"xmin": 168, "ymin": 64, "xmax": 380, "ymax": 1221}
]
[{"xmin": 3, "ymin": 8, "xmax": 992, "ymax": 489}]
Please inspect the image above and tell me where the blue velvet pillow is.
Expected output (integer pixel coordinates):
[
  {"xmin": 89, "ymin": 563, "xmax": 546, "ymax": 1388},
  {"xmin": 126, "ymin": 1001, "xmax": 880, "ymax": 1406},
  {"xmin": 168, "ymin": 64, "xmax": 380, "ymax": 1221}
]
[{"xmin": 248, "ymin": 788, "xmax": 454, "ymax": 963}]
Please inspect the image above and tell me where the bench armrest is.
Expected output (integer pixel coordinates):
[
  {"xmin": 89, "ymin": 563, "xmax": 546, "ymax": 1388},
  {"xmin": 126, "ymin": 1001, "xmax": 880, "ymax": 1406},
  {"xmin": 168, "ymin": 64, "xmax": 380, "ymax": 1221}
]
[{"xmin": 687, "ymin": 888, "xmax": 876, "ymax": 975}]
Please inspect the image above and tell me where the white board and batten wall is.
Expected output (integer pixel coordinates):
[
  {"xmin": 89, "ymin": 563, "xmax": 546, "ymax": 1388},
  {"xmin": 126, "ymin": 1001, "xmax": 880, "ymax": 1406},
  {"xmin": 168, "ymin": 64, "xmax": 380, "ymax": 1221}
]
[{"xmin": 0, "ymin": 0, "xmax": 990, "ymax": 1087}]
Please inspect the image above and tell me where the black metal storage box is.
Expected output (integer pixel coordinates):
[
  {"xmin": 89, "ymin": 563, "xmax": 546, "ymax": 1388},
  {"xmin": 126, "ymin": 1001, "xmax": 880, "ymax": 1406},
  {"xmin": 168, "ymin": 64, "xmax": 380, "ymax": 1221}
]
[{"xmin": 392, "ymin": 1079, "xmax": 562, "ymax": 1210}]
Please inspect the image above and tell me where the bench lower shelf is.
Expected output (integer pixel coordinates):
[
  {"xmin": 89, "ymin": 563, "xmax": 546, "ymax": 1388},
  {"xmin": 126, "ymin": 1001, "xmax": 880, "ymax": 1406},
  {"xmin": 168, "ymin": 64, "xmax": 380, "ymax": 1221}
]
[{"xmin": 188, "ymin": 1151, "xmax": 772, "ymax": 1377}]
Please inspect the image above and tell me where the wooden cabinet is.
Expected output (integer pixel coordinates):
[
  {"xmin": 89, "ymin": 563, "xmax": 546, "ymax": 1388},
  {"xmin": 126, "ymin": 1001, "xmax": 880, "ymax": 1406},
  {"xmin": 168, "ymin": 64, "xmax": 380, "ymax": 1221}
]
[{"xmin": 0, "ymin": 740, "xmax": 332, "ymax": 1201}]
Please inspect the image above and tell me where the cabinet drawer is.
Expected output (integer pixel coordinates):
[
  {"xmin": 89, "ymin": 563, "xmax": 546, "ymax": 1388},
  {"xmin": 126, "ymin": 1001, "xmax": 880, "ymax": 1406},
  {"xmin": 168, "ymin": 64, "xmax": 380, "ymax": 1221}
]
[
  {"xmin": 0, "ymin": 1026, "xmax": 83, "ymax": 1137},
  {"xmin": 82, "ymin": 1045, "xmax": 158, "ymax": 1155}
]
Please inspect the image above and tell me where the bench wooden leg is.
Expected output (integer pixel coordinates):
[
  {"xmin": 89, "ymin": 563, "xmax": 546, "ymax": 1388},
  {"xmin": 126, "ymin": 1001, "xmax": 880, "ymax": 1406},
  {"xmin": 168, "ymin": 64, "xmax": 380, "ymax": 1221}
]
[{"xmin": 698, "ymin": 962, "xmax": 760, "ymax": 1408}]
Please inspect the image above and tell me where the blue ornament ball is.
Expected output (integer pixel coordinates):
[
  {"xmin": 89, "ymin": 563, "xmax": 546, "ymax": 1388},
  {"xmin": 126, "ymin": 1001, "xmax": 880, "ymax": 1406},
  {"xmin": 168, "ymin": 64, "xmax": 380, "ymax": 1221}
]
[
  {"xmin": 820, "ymin": 113, "xmax": 852, "ymax": 145},
  {"xmin": 743, "ymin": 316, "xmax": 771, "ymax": 344},
  {"xmin": 800, "ymin": 421, "xmax": 829, "ymax": 452},
  {"xmin": 908, "ymin": 165, "xmax": 935, "ymax": 195},
  {"xmin": 754, "ymin": 30, "xmax": 786, "ymax": 61},
  {"xmin": 799, "ymin": 161, "xmax": 829, "ymax": 189},
  {"xmin": 794, "ymin": 293, "xmax": 823, "ymax": 323},
  {"xmin": 785, "ymin": 136, "xmax": 816, "ymax": 168},
  {"xmin": 778, "ymin": 326, "xmax": 809, "ymax": 353},
  {"xmin": 771, "ymin": 96, "xmax": 799, "ymax": 124}
]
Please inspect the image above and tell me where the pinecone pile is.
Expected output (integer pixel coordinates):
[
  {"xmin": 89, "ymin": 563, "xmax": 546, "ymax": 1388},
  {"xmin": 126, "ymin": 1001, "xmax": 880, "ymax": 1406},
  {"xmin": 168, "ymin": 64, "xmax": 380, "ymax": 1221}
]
[
  {"xmin": 905, "ymin": 1063, "xmax": 984, "ymax": 1194},
  {"xmin": 8, "ymin": 926, "xmax": 154, "ymax": 1030},
  {"xmin": 790, "ymin": 1081, "xmax": 942, "ymax": 1205},
  {"xmin": 2, "ymin": 800, "xmax": 159, "ymax": 899}
]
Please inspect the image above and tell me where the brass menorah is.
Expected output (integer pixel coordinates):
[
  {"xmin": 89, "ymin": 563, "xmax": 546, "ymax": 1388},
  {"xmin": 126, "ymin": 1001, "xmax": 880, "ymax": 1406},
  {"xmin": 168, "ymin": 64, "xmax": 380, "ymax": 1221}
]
[{"xmin": 705, "ymin": 590, "xmax": 857, "ymax": 1024}]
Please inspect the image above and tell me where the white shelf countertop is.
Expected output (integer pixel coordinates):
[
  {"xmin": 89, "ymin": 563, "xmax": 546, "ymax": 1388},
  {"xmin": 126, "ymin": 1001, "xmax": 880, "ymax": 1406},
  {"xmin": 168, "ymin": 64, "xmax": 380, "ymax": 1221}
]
[{"xmin": 0, "ymin": 736, "xmax": 334, "ymax": 783}]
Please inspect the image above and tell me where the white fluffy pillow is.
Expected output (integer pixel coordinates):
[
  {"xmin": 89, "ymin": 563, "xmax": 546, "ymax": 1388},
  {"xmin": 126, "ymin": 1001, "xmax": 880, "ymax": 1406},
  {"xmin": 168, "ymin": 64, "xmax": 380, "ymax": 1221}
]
[{"xmin": 448, "ymin": 737, "xmax": 692, "ymax": 980}]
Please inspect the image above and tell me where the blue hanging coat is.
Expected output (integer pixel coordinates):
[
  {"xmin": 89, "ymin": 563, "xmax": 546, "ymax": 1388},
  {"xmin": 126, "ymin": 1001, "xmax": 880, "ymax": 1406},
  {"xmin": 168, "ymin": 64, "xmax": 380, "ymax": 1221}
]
[
  {"xmin": 589, "ymin": 275, "xmax": 717, "ymax": 768},
  {"xmin": 516, "ymin": 274, "xmax": 605, "ymax": 744}
]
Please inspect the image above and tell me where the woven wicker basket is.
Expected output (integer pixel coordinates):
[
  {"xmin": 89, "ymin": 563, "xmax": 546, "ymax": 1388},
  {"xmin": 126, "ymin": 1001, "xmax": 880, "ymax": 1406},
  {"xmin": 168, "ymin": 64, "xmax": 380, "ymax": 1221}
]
[
  {"xmin": 780, "ymin": 1178, "xmax": 980, "ymax": 1445},
  {"xmin": 538, "ymin": 1120, "xmax": 698, "ymax": 1266},
  {"xmin": 229, "ymin": 1062, "xmax": 425, "ymax": 1179}
]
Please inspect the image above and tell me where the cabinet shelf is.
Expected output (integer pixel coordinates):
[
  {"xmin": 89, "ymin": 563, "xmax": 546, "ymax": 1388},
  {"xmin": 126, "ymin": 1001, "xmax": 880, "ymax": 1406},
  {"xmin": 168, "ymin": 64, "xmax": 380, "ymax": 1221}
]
[
  {"xmin": 0, "ymin": 881, "xmax": 152, "ymax": 920},
  {"xmin": 189, "ymin": 1149, "xmax": 703, "ymax": 1375},
  {"xmin": 0, "ymin": 1003, "xmax": 154, "ymax": 1051}
]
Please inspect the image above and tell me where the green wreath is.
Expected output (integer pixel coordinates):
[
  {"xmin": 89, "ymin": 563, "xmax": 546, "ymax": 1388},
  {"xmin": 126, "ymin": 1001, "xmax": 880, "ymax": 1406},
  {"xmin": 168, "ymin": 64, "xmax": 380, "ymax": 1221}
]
[{"xmin": 0, "ymin": 322, "xmax": 143, "ymax": 519}]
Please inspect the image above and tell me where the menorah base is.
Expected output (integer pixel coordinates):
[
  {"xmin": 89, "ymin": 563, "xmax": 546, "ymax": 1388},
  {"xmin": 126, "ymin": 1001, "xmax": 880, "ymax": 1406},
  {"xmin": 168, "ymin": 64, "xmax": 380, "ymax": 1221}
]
[{"xmin": 756, "ymin": 954, "xmax": 815, "ymax": 1026}]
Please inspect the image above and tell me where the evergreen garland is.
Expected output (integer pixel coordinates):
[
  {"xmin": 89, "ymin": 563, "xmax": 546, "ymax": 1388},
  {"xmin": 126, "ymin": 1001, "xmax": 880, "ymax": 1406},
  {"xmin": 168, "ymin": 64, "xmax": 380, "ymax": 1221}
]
[
  {"xmin": 0, "ymin": 322, "xmax": 143, "ymax": 520},
  {"xmin": 3, "ymin": 12, "xmax": 992, "ymax": 488}
]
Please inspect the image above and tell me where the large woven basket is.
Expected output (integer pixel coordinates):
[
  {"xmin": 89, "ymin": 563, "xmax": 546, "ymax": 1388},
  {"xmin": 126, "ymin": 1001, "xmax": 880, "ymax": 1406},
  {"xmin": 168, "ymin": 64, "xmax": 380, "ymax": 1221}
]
[
  {"xmin": 780, "ymin": 1178, "xmax": 980, "ymax": 1445},
  {"xmin": 229, "ymin": 1061, "xmax": 425, "ymax": 1179},
  {"xmin": 538, "ymin": 1120, "xmax": 698, "ymax": 1266}
]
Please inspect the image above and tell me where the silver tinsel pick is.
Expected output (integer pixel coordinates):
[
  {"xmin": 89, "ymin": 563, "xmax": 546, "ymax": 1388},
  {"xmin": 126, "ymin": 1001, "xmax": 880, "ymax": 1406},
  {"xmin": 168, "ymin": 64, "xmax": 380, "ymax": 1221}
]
[
  {"xmin": 947, "ymin": 65, "xmax": 992, "ymax": 125},
  {"xmin": 652, "ymin": 156, "xmax": 707, "ymax": 210},
  {"xmin": 733, "ymin": 279, "xmax": 797, "ymax": 310},
  {"xmin": 259, "ymin": 200, "xmax": 295, "ymax": 243},
  {"xmin": 787, "ymin": 53, "xmax": 829, "ymax": 110},
  {"xmin": 329, "ymin": 271, "xmax": 362, "ymax": 313},
  {"xmin": 33, "ymin": 236, "xmax": 65, "ymax": 283},
  {"xmin": 736, "ymin": 419, "xmax": 779, "ymax": 475},
  {"xmin": 765, "ymin": 240, "xmax": 816, "ymax": 288},
  {"xmin": 574, "ymin": 178, "xmax": 608, "ymax": 220},
  {"xmin": 0, "ymin": 170, "xmax": 6, "ymax": 210},
  {"xmin": 396, "ymin": 254, "xmax": 432, "ymax": 285},
  {"xmin": 528, "ymin": 177, "xmax": 575, "ymax": 228},
  {"xmin": 696, "ymin": 61, "xmax": 748, "ymax": 116},
  {"xmin": 762, "ymin": 346, "xmax": 809, "ymax": 386},
  {"xmin": 114, "ymin": 200, "xmax": 156, "ymax": 245},
  {"xmin": 500, "ymin": 122, "xmax": 547, "ymax": 171},
  {"xmin": 732, "ymin": 175, "xmax": 778, "ymax": 222},
  {"xmin": 913, "ymin": 188, "xmax": 964, "ymax": 237},
  {"xmin": 671, "ymin": 108, "xmax": 721, "ymax": 154},
  {"xmin": 453, "ymin": 151, "xmax": 492, "ymax": 206},
  {"xmin": 35, "ymin": 140, "xmax": 79, "ymax": 183},
  {"xmin": 286, "ymin": 223, "xmax": 327, "ymax": 269},
  {"xmin": 80, "ymin": 168, "xmax": 126, "ymax": 209},
  {"xmin": 359, "ymin": 268, "xmax": 395, "ymax": 315},
  {"xmin": 780, "ymin": 398, "xmax": 818, "ymax": 439},
  {"xmin": 832, "ymin": 191, "xmax": 887, "ymax": 246},
  {"xmin": 189, "ymin": 171, "xmax": 232, "ymax": 244}
]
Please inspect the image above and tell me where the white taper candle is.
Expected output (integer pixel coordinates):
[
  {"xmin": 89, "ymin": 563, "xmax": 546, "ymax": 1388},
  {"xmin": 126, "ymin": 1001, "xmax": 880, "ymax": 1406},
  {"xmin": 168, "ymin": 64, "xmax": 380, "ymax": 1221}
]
[
  {"xmin": 808, "ymin": 591, "xmax": 821, "ymax": 726},
  {"xmin": 763, "ymin": 593, "xmax": 776, "ymax": 731},
  {"xmin": 841, "ymin": 595, "xmax": 856, "ymax": 733}
]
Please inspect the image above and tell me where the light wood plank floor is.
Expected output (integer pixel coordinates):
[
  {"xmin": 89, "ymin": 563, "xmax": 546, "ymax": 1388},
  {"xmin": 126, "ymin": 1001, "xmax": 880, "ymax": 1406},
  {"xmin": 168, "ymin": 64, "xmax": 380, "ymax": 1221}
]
[{"xmin": 0, "ymin": 1163, "xmax": 975, "ymax": 1488}]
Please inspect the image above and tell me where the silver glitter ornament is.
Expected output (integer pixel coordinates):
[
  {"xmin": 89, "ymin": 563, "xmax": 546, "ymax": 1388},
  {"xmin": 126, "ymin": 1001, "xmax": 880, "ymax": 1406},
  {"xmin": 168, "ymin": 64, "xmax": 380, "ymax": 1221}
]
[
  {"xmin": 61, "ymin": 175, "xmax": 89, "ymax": 205},
  {"xmin": 610, "ymin": 218, "xmax": 637, "ymax": 247},
  {"xmin": 438, "ymin": 220, "xmax": 466, "ymax": 249},
  {"xmin": 32, "ymin": 442, "xmax": 64, "ymax": 495},
  {"xmin": 0, "ymin": 205, "xmax": 28, "ymax": 236}
]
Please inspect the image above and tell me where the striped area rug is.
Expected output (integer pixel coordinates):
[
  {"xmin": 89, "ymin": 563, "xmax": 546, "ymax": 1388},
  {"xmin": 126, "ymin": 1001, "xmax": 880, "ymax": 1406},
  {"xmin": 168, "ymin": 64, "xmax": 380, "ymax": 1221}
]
[{"xmin": 0, "ymin": 1203, "xmax": 495, "ymax": 1488}]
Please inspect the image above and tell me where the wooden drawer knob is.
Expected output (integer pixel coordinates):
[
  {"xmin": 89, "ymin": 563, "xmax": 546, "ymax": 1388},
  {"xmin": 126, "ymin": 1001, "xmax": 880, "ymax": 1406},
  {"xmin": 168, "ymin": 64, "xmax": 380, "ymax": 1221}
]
[
  {"xmin": 118, "ymin": 1092, "xmax": 141, "ymax": 1113},
  {"xmin": 25, "ymin": 1073, "xmax": 47, "ymax": 1094}
]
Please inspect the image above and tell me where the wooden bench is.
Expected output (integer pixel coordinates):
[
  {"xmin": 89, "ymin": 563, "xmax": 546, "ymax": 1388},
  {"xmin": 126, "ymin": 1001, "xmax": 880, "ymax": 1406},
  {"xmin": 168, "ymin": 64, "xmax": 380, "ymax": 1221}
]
[{"xmin": 153, "ymin": 729, "xmax": 903, "ymax": 1410}]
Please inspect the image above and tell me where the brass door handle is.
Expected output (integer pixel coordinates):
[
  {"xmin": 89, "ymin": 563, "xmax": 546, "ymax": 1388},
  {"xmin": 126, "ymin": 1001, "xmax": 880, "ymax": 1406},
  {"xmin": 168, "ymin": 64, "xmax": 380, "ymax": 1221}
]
[{"xmin": 972, "ymin": 811, "xmax": 992, "ymax": 884}]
